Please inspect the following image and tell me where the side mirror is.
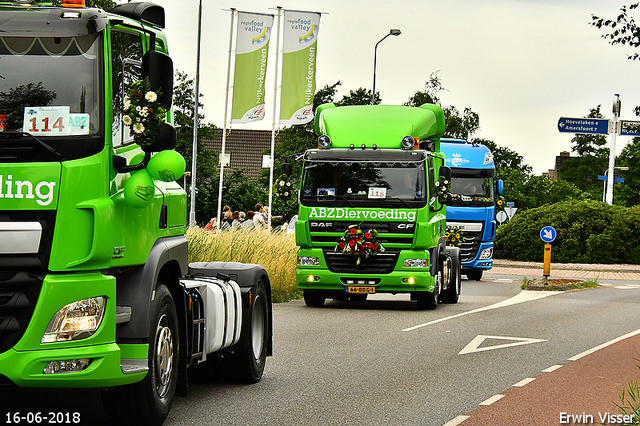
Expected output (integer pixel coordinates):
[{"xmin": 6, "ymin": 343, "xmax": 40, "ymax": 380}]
[
  {"xmin": 281, "ymin": 162, "xmax": 292, "ymax": 176},
  {"xmin": 142, "ymin": 50, "xmax": 174, "ymax": 109},
  {"xmin": 497, "ymin": 179, "xmax": 504, "ymax": 195},
  {"xmin": 439, "ymin": 165, "xmax": 451, "ymax": 181}
]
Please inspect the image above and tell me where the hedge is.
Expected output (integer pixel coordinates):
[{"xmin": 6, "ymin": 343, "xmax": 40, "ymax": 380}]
[{"xmin": 494, "ymin": 200, "xmax": 640, "ymax": 264}]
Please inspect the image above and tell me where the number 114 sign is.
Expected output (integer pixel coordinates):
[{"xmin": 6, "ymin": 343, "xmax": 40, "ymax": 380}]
[{"xmin": 24, "ymin": 106, "xmax": 70, "ymax": 135}]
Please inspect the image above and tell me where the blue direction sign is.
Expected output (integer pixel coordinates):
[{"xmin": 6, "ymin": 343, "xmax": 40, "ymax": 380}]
[
  {"xmin": 558, "ymin": 117, "xmax": 610, "ymax": 135},
  {"xmin": 540, "ymin": 226, "xmax": 557, "ymax": 243},
  {"xmin": 620, "ymin": 120, "xmax": 640, "ymax": 137},
  {"xmin": 598, "ymin": 175, "xmax": 624, "ymax": 183}
]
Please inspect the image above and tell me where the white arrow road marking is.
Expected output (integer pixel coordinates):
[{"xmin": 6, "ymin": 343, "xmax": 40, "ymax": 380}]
[
  {"xmin": 459, "ymin": 335, "xmax": 547, "ymax": 355},
  {"xmin": 403, "ymin": 290, "xmax": 562, "ymax": 332}
]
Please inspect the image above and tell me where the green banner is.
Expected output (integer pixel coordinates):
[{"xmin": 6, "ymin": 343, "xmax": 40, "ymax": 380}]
[
  {"xmin": 231, "ymin": 12, "xmax": 274, "ymax": 123},
  {"xmin": 280, "ymin": 11, "xmax": 321, "ymax": 126}
]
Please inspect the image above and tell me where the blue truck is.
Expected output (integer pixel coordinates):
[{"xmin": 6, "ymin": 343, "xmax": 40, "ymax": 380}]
[{"xmin": 440, "ymin": 139, "xmax": 503, "ymax": 280}]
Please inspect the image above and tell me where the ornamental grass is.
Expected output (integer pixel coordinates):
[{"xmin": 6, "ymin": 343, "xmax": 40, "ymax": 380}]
[{"xmin": 186, "ymin": 227, "xmax": 300, "ymax": 302}]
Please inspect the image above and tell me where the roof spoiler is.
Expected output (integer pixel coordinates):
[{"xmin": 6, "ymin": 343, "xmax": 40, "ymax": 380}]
[{"xmin": 106, "ymin": 2, "xmax": 165, "ymax": 28}]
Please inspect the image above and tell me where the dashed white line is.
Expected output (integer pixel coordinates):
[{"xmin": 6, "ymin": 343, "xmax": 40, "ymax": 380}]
[
  {"xmin": 442, "ymin": 415, "xmax": 470, "ymax": 426},
  {"xmin": 513, "ymin": 377, "xmax": 536, "ymax": 387},
  {"xmin": 479, "ymin": 394, "xmax": 505, "ymax": 406},
  {"xmin": 542, "ymin": 364, "xmax": 563, "ymax": 373}
]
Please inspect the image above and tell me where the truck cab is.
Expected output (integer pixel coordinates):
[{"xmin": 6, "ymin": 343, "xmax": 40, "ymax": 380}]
[
  {"xmin": 290, "ymin": 103, "xmax": 461, "ymax": 310},
  {"xmin": 440, "ymin": 139, "xmax": 503, "ymax": 280}
]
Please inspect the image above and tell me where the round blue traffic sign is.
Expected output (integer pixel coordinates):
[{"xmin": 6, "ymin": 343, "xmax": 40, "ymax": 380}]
[{"xmin": 540, "ymin": 226, "xmax": 557, "ymax": 243}]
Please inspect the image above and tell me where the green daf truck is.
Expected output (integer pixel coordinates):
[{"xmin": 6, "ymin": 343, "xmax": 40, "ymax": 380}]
[
  {"xmin": 284, "ymin": 103, "xmax": 461, "ymax": 310},
  {"xmin": 0, "ymin": 2, "xmax": 272, "ymax": 425}
]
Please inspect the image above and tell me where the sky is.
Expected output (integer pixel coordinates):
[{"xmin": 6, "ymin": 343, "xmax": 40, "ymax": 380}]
[{"xmin": 160, "ymin": 0, "xmax": 640, "ymax": 175}]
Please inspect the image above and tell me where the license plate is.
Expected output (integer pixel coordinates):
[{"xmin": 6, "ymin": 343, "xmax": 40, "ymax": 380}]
[{"xmin": 346, "ymin": 286, "xmax": 376, "ymax": 294}]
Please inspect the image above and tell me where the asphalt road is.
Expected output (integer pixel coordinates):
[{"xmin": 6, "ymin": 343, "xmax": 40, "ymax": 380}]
[
  {"xmin": 2, "ymin": 274, "xmax": 640, "ymax": 426},
  {"xmin": 164, "ymin": 276, "xmax": 640, "ymax": 426}
]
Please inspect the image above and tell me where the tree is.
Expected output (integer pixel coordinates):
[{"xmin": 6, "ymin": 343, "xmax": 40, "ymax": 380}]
[
  {"xmin": 404, "ymin": 71, "xmax": 480, "ymax": 140},
  {"xmin": 614, "ymin": 138, "xmax": 640, "ymax": 206},
  {"xmin": 592, "ymin": 3, "xmax": 640, "ymax": 60},
  {"xmin": 174, "ymin": 71, "xmax": 266, "ymax": 222},
  {"xmin": 259, "ymin": 82, "xmax": 342, "ymax": 215},
  {"xmin": 335, "ymin": 87, "xmax": 379, "ymax": 106}
]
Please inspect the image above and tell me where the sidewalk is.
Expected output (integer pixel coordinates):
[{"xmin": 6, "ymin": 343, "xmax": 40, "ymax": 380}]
[
  {"xmin": 491, "ymin": 259, "xmax": 640, "ymax": 282},
  {"xmin": 447, "ymin": 260, "xmax": 640, "ymax": 425}
]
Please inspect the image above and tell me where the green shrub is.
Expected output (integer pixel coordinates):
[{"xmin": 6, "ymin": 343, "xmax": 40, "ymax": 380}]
[{"xmin": 495, "ymin": 200, "xmax": 640, "ymax": 264}]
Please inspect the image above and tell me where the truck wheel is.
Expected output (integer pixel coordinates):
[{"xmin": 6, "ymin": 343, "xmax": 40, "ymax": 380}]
[
  {"xmin": 226, "ymin": 279, "xmax": 269, "ymax": 383},
  {"xmin": 414, "ymin": 276, "xmax": 438, "ymax": 310},
  {"xmin": 303, "ymin": 290, "xmax": 325, "ymax": 307},
  {"xmin": 440, "ymin": 251, "xmax": 461, "ymax": 304},
  {"xmin": 102, "ymin": 284, "xmax": 179, "ymax": 426},
  {"xmin": 466, "ymin": 270, "xmax": 483, "ymax": 281}
]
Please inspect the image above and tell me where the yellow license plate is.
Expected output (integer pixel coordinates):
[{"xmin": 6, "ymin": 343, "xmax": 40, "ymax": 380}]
[{"xmin": 346, "ymin": 286, "xmax": 376, "ymax": 294}]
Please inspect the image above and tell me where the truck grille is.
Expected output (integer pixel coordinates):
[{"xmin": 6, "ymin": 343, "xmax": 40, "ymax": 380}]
[
  {"xmin": 0, "ymin": 210, "xmax": 56, "ymax": 274},
  {"xmin": 459, "ymin": 231, "xmax": 482, "ymax": 262},
  {"xmin": 323, "ymin": 248, "xmax": 400, "ymax": 274},
  {"xmin": 0, "ymin": 211, "xmax": 55, "ymax": 352},
  {"xmin": 0, "ymin": 272, "xmax": 42, "ymax": 353},
  {"xmin": 309, "ymin": 220, "xmax": 415, "ymax": 246}
]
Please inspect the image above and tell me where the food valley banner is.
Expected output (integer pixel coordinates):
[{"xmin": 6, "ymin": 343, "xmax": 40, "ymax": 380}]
[
  {"xmin": 280, "ymin": 10, "xmax": 321, "ymax": 126},
  {"xmin": 231, "ymin": 12, "xmax": 274, "ymax": 123}
]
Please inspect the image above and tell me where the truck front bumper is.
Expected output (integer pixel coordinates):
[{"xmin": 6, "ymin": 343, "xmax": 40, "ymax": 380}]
[
  {"xmin": 462, "ymin": 242, "xmax": 494, "ymax": 271},
  {"xmin": 0, "ymin": 343, "xmax": 147, "ymax": 388},
  {"xmin": 0, "ymin": 272, "xmax": 148, "ymax": 388}
]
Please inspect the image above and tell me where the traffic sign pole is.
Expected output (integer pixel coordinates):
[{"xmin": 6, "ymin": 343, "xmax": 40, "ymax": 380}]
[
  {"xmin": 543, "ymin": 243, "xmax": 551, "ymax": 279},
  {"xmin": 605, "ymin": 94, "xmax": 620, "ymax": 205}
]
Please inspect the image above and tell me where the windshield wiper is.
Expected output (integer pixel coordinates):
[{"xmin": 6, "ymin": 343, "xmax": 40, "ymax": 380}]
[
  {"xmin": 0, "ymin": 131, "xmax": 66, "ymax": 161},
  {"xmin": 383, "ymin": 197, "xmax": 413, "ymax": 208}
]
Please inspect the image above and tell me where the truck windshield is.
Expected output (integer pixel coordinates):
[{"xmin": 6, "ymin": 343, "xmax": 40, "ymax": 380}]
[
  {"xmin": 0, "ymin": 34, "xmax": 102, "ymax": 137},
  {"xmin": 301, "ymin": 160, "xmax": 427, "ymax": 207},
  {"xmin": 449, "ymin": 172, "xmax": 495, "ymax": 207}
]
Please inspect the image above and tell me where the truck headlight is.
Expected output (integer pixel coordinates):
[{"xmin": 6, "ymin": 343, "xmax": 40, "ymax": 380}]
[
  {"xmin": 479, "ymin": 248, "xmax": 493, "ymax": 260},
  {"xmin": 298, "ymin": 256, "xmax": 319, "ymax": 266},
  {"xmin": 41, "ymin": 296, "xmax": 106, "ymax": 343},
  {"xmin": 403, "ymin": 259, "xmax": 428, "ymax": 268}
]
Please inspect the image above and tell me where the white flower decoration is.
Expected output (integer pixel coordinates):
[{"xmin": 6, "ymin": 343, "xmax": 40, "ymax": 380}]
[
  {"xmin": 123, "ymin": 115, "xmax": 132, "ymax": 126},
  {"xmin": 145, "ymin": 91, "xmax": 158, "ymax": 102},
  {"xmin": 133, "ymin": 123, "xmax": 145, "ymax": 134}
]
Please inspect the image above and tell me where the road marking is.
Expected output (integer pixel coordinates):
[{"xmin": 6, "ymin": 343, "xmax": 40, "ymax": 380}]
[
  {"xmin": 542, "ymin": 364, "xmax": 563, "ymax": 373},
  {"xmin": 442, "ymin": 415, "xmax": 470, "ymax": 426},
  {"xmin": 494, "ymin": 278, "xmax": 514, "ymax": 283},
  {"xmin": 479, "ymin": 394, "xmax": 505, "ymax": 406},
  {"xmin": 513, "ymin": 377, "xmax": 536, "ymax": 387},
  {"xmin": 459, "ymin": 335, "xmax": 547, "ymax": 355},
  {"xmin": 568, "ymin": 327, "xmax": 640, "ymax": 361},
  {"xmin": 403, "ymin": 290, "xmax": 561, "ymax": 332}
]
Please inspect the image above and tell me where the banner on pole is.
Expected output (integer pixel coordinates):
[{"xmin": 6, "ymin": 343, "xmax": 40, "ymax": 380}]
[
  {"xmin": 279, "ymin": 11, "xmax": 321, "ymax": 126},
  {"xmin": 231, "ymin": 12, "xmax": 274, "ymax": 123}
]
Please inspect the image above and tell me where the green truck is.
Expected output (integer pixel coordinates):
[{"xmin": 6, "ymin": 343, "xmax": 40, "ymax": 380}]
[
  {"xmin": 0, "ymin": 2, "xmax": 272, "ymax": 425},
  {"xmin": 285, "ymin": 103, "xmax": 461, "ymax": 310}
]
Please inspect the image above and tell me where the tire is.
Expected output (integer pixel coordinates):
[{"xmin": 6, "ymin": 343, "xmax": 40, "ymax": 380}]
[
  {"xmin": 303, "ymin": 290, "xmax": 326, "ymax": 307},
  {"xmin": 465, "ymin": 270, "xmax": 483, "ymax": 281},
  {"xmin": 414, "ymin": 276, "xmax": 439, "ymax": 310},
  {"xmin": 440, "ymin": 250, "xmax": 461, "ymax": 304},
  {"xmin": 225, "ymin": 279, "xmax": 270, "ymax": 383},
  {"xmin": 102, "ymin": 284, "xmax": 179, "ymax": 426}
]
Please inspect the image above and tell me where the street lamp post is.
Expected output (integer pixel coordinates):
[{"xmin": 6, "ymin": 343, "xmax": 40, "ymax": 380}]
[
  {"xmin": 371, "ymin": 29, "xmax": 401, "ymax": 105},
  {"xmin": 602, "ymin": 166, "xmax": 629, "ymax": 204}
]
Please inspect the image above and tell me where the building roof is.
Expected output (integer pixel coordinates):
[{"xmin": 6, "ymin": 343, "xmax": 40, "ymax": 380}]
[{"xmin": 205, "ymin": 129, "xmax": 280, "ymax": 179}]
